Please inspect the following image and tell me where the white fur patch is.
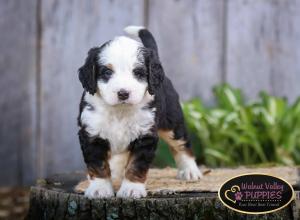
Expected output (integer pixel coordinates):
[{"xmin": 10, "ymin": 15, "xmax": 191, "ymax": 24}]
[
  {"xmin": 98, "ymin": 36, "xmax": 147, "ymax": 106},
  {"xmin": 116, "ymin": 179, "xmax": 147, "ymax": 198},
  {"xmin": 124, "ymin": 26, "xmax": 145, "ymax": 37},
  {"xmin": 175, "ymin": 153, "xmax": 203, "ymax": 181},
  {"xmin": 84, "ymin": 178, "xmax": 114, "ymax": 199},
  {"xmin": 81, "ymin": 92, "xmax": 155, "ymax": 154}
]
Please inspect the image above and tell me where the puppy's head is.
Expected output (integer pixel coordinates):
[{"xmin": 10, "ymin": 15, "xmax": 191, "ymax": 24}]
[{"xmin": 79, "ymin": 36, "xmax": 164, "ymax": 106}]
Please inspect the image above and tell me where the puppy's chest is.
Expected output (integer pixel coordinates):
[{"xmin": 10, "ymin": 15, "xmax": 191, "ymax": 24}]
[{"xmin": 82, "ymin": 106, "xmax": 155, "ymax": 154}]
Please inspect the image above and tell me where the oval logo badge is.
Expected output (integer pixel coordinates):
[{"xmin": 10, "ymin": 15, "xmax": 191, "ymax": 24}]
[{"xmin": 218, "ymin": 173, "xmax": 295, "ymax": 214}]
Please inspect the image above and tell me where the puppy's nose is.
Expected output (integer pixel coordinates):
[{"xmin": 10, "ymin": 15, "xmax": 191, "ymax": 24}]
[{"xmin": 117, "ymin": 89, "xmax": 130, "ymax": 101}]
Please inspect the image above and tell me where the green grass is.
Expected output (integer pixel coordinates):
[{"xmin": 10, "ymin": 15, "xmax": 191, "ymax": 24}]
[{"xmin": 154, "ymin": 84, "xmax": 300, "ymax": 167}]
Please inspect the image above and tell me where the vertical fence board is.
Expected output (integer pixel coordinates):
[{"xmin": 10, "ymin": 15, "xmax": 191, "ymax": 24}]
[
  {"xmin": 0, "ymin": 0, "xmax": 37, "ymax": 185},
  {"xmin": 226, "ymin": 0, "xmax": 274, "ymax": 99},
  {"xmin": 226, "ymin": 0, "xmax": 300, "ymax": 102},
  {"xmin": 269, "ymin": 0, "xmax": 300, "ymax": 102},
  {"xmin": 40, "ymin": 0, "xmax": 145, "ymax": 177},
  {"xmin": 147, "ymin": 0, "xmax": 225, "ymax": 102}
]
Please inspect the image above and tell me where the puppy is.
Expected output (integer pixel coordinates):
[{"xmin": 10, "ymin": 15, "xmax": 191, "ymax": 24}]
[{"xmin": 77, "ymin": 26, "xmax": 202, "ymax": 199}]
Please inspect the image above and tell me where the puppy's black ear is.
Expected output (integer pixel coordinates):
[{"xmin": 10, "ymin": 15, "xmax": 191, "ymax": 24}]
[
  {"xmin": 147, "ymin": 50, "xmax": 165, "ymax": 95},
  {"xmin": 78, "ymin": 47, "xmax": 100, "ymax": 95}
]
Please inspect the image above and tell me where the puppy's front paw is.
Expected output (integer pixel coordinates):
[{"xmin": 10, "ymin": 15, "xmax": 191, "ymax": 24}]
[
  {"xmin": 177, "ymin": 157, "xmax": 203, "ymax": 181},
  {"xmin": 116, "ymin": 179, "xmax": 146, "ymax": 198},
  {"xmin": 84, "ymin": 178, "xmax": 114, "ymax": 199}
]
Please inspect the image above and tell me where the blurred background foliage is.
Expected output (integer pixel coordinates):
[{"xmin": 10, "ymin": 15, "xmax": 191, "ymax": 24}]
[{"xmin": 154, "ymin": 84, "xmax": 300, "ymax": 167}]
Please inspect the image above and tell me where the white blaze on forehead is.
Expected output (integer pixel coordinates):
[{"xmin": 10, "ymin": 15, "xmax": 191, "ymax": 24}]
[
  {"xmin": 99, "ymin": 36, "xmax": 143, "ymax": 68},
  {"xmin": 96, "ymin": 36, "xmax": 147, "ymax": 106}
]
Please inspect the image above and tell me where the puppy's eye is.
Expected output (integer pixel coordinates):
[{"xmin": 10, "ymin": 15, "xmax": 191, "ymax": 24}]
[
  {"xmin": 98, "ymin": 66, "xmax": 113, "ymax": 82},
  {"xmin": 103, "ymin": 68, "xmax": 113, "ymax": 76},
  {"xmin": 133, "ymin": 68, "xmax": 146, "ymax": 79}
]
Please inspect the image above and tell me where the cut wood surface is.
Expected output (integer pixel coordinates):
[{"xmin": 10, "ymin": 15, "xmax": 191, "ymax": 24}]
[
  {"xmin": 74, "ymin": 166, "xmax": 300, "ymax": 194},
  {"xmin": 27, "ymin": 167, "xmax": 300, "ymax": 219}
]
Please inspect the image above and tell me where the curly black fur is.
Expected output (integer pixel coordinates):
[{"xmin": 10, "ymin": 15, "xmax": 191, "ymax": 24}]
[
  {"xmin": 144, "ymin": 49, "xmax": 165, "ymax": 95},
  {"xmin": 126, "ymin": 134, "xmax": 158, "ymax": 182},
  {"xmin": 78, "ymin": 41, "xmax": 111, "ymax": 95},
  {"xmin": 78, "ymin": 47, "xmax": 100, "ymax": 95},
  {"xmin": 78, "ymin": 128, "xmax": 111, "ymax": 178}
]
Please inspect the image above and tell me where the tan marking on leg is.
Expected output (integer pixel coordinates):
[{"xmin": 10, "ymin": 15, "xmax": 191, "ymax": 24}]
[
  {"xmin": 125, "ymin": 154, "xmax": 148, "ymax": 183},
  {"xmin": 109, "ymin": 152, "xmax": 129, "ymax": 181},
  {"xmin": 74, "ymin": 179, "xmax": 89, "ymax": 193},
  {"xmin": 159, "ymin": 130, "xmax": 202, "ymax": 180},
  {"xmin": 87, "ymin": 151, "xmax": 111, "ymax": 179},
  {"xmin": 158, "ymin": 130, "xmax": 194, "ymax": 158}
]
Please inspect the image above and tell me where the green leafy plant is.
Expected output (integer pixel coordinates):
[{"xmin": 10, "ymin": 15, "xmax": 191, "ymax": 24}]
[
  {"xmin": 180, "ymin": 84, "xmax": 300, "ymax": 167},
  {"xmin": 154, "ymin": 84, "xmax": 300, "ymax": 167}
]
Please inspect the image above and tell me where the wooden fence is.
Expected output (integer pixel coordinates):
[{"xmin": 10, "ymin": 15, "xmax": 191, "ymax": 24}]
[{"xmin": 1, "ymin": 0, "xmax": 300, "ymax": 185}]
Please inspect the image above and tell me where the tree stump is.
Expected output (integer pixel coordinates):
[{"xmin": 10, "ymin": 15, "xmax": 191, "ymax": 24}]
[{"xmin": 26, "ymin": 167, "xmax": 300, "ymax": 220}]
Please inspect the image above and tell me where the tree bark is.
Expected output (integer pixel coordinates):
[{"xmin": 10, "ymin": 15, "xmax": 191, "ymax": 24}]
[{"xmin": 26, "ymin": 170, "xmax": 299, "ymax": 220}]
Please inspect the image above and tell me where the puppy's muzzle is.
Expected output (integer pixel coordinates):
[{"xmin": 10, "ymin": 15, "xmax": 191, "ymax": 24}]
[{"xmin": 118, "ymin": 89, "xmax": 130, "ymax": 101}]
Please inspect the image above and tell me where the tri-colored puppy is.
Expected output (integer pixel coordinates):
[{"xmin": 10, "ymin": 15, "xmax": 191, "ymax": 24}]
[{"xmin": 77, "ymin": 26, "xmax": 202, "ymax": 199}]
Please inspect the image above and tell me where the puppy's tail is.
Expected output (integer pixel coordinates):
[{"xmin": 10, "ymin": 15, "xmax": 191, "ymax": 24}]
[{"xmin": 124, "ymin": 26, "xmax": 158, "ymax": 52}]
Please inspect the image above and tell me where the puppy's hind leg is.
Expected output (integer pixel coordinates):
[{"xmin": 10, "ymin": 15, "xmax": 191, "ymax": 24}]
[{"xmin": 158, "ymin": 129, "xmax": 203, "ymax": 181}]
